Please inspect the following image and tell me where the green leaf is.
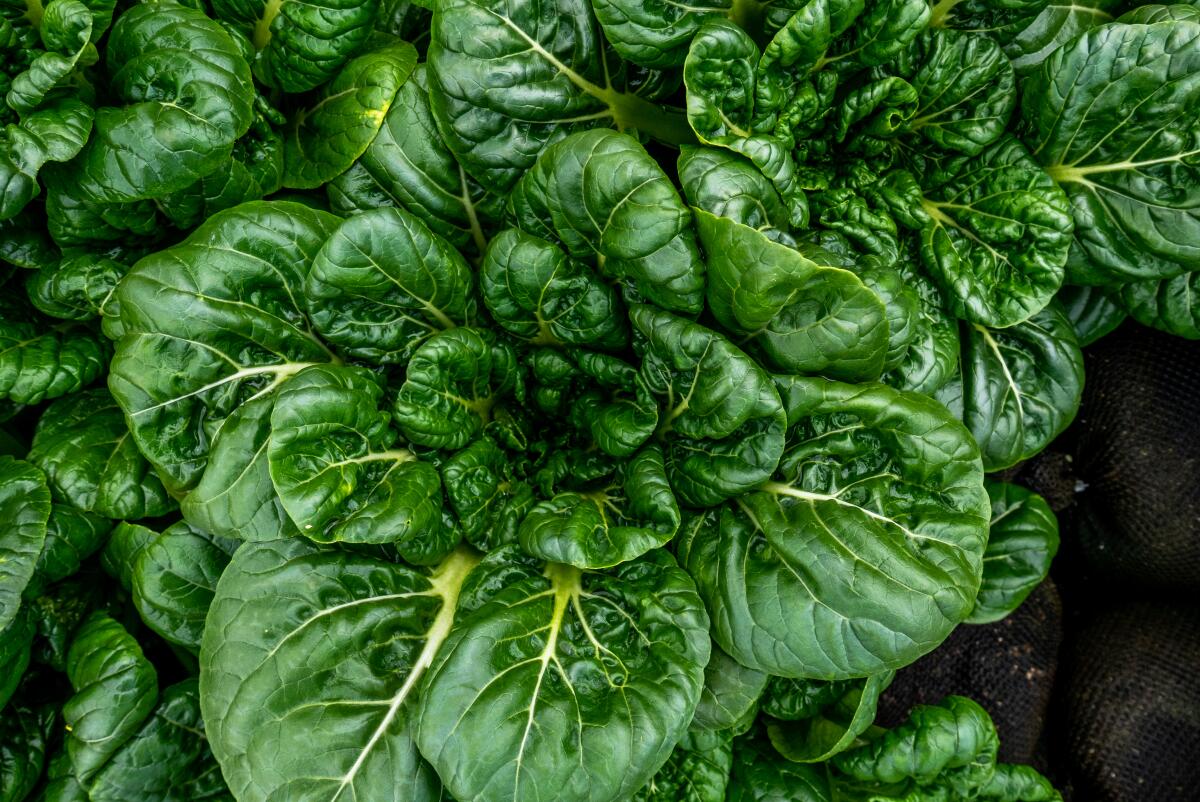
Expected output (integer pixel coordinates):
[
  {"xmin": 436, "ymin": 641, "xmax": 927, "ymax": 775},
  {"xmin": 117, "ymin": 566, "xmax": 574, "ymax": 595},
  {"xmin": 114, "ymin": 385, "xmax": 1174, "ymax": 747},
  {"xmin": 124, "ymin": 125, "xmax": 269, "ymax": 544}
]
[
  {"xmin": 61, "ymin": 2, "xmax": 256, "ymax": 203},
  {"xmin": 765, "ymin": 673, "xmax": 893, "ymax": 762},
  {"xmin": 131, "ymin": 522, "xmax": 237, "ymax": 652},
  {"xmin": 969, "ymin": 481, "xmax": 1058, "ymax": 624},
  {"xmin": 392, "ymin": 327, "xmax": 522, "ymax": 451},
  {"xmin": 680, "ymin": 376, "xmax": 988, "ymax": 679},
  {"xmin": 109, "ymin": 201, "xmax": 340, "ymax": 492},
  {"xmin": 307, "ymin": 205, "xmax": 477, "ymax": 364},
  {"xmin": 894, "ymin": 29, "xmax": 1015, "ymax": 155},
  {"xmin": 1057, "ymin": 284, "xmax": 1126, "ymax": 346},
  {"xmin": 1116, "ymin": 272, "xmax": 1200, "ymax": 340},
  {"xmin": 689, "ymin": 644, "xmax": 767, "ymax": 734},
  {"xmin": 326, "ymin": 65, "xmax": 501, "ymax": 253},
  {"xmin": 29, "ymin": 388, "xmax": 175, "ymax": 519},
  {"xmin": 25, "ymin": 574, "xmax": 103, "ymax": 673},
  {"xmin": 180, "ymin": 393, "xmax": 298, "ymax": 542},
  {"xmin": 0, "ymin": 99, "xmax": 94, "ymax": 221},
  {"xmin": 831, "ymin": 696, "xmax": 1007, "ymax": 798},
  {"xmin": 26, "ymin": 505, "xmax": 112, "ymax": 596},
  {"xmin": 914, "ymin": 136, "xmax": 1073, "ymax": 327},
  {"xmin": 25, "ymin": 253, "xmax": 126, "ymax": 331},
  {"xmin": 5, "ymin": 0, "xmax": 96, "ymax": 114},
  {"xmin": 958, "ymin": 301, "xmax": 1084, "ymax": 471},
  {"xmin": 632, "ymin": 728, "xmax": 733, "ymax": 802},
  {"xmin": 481, "ymin": 228, "xmax": 627, "ymax": 349},
  {"xmin": 439, "ymin": 437, "xmax": 534, "ymax": 552},
  {"xmin": 268, "ymin": 364, "xmax": 456, "ymax": 563},
  {"xmin": 416, "ymin": 547, "xmax": 710, "ymax": 802},
  {"xmin": 282, "ymin": 39, "xmax": 417, "ymax": 189},
  {"xmin": 63, "ymin": 611, "xmax": 157, "ymax": 784},
  {"xmin": 1004, "ymin": 0, "xmax": 1118, "ymax": 76},
  {"xmin": 695, "ymin": 209, "xmax": 889, "ymax": 381},
  {"xmin": 0, "ymin": 297, "xmax": 107, "ymax": 405},
  {"xmin": 509, "ymin": 129, "xmax": 706, "ymax": 314},
  {"xmin": 0, "ymin": 612, "xmax": 34, "ymax": 713},
  {"xmin": 519, "ymin": 444, "xmax": 680, "ymax": 568},
  {"xmin": 101, "ymin": 522, "xmax": 160, "ymax": 593},
  {"xmin": 0, "ymin": 457, "xmax": 50, "ymax": 632},
  {"xmin": 727, "ymin": 739, "xmax": 831, "ymax": 802},
  {"xmin": 882, "ymin": 266, "xmax": 961, "ymax": 396},
  {"xmin": 632, "ymin": 304, "xmax": 786, "ymax": 507},
  {"xmin": 428, "ymin": 0, "xmax": 695, "ymax": 191},
  {"xmin": 201, "ymin": 539, "xmax": 478, "ymax": 802},
  {"xmin": 0, "ymin": 702, "xmax": 54, "ymax": 802},
  {"xmin": 1022, "ymin": 18, "xmax": 1200, "ymax": 283},
  {"xmin": 212, "ymin": 0, "xmax": 380, "ymax": 92},
  {"xmin": 88, "ymin": 678, "xmax": 231, "ymax": 801},
  {"xmin": 678, "ymin": 146, "xmax": 791, "ymax": 232}
]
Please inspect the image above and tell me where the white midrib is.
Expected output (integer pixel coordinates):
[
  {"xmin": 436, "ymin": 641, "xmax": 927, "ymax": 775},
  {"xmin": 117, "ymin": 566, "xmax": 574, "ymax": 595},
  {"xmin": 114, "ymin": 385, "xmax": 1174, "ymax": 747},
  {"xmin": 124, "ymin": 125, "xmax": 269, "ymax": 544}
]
[
  {"xmin": 130, "ymin": 362, "xmax": 314, "ymax": 417},
  {"xmin": 975, "ymin": 324, "xmax": 1025, "ymax": 421},
  {"xmin": 513, "ymin": 564, "xmax": 578, "ymax": 799},
  {"xmin": 761, "ymin": 481, "xmax": 932, "ymax": 543},
  {"xmin": 330, "ymin": 548, "xmax": 481, "ymax": 800},
  {"xmin": 1047, "ymin": 147, "xmax": 1200, "ymax": 183}
]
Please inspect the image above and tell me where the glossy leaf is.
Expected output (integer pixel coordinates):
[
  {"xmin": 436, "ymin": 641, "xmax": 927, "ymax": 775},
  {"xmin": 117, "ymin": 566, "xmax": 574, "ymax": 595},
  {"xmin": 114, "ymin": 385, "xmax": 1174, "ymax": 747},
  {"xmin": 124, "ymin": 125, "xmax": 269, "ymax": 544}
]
[
  {"xmin": 282, "ymin": 40, "xmax": 418, "ymax": 189},
  {"xmin": 88, "ymin": 678, "xmax": 231, "ymax": 802},
  {"xmin": 696, "ymin": 209, "xmax": 889, "ymax": 381},
  {"xmin": 212, "ymin": 0, "xmax": 380, "ymax": 92},
  {"xmin": 519, "ymin": 444, "xmax": 680, "ymax": 569},
  {"xmin": 914, "ymin": 136, "xmax": 1073, "ymax": 327},
  {"xmin": 632, "ymin": 305, "xmax": 786, "ymax": 507},
  {"xmin": 509, "ymin": 129, "xmax": 706, "ymax": 314},
  {"xmin": 25, "ymin": 252, "xmax": 126, "ymax": 330},
  {"xmin": 0, "ymin": 99, "xmax": 93, "ymax": 221},
  {"xmin": 307, "ymin": 205, "xmax": 477, "ymax": 364},
  {"xmin": 63, "ymin": 612, "xmax": 158, "ymax": 784},
  {"xmin": 727, "ymin": 739, "xmax": 831, "ymax": 802},
  {"xmin": 326, "ymin": 65, "xmax": 500, "ymax": 253},
  {"xmin": 131, "ymin": 522, "xmax": 237, "ymax": 652},
  {"xmin": 0, "ymin": 456, "xmax": 50, "ymax": 632},
  {"xmin": 201, "ymin": 539, "xmax": 478, "ymax": 802},
  {"xmin": 1117, "ymin": 272, "xmax": 1200, "ymax": 340},
  {"xmin": 765, "ymin": 673, "xmax": 893, "ymax": 762},
  {"xmin": 416, "ymin": 547, "xmax": 711, "ymax": 802},
  {"xmin": 269, "ymin": 364, "xmax": 456, "ymax": 563},
  {"xmin": 679, "ymin": 146, "xmax": 790, "ymax": 232},
  {"xmin": 631, "ymin": 728, "xmax": 732, "ymax": 802},
  {"xmin": 109, "ymin": 201, "xmax": 339, "ymax": 492},
  {"xmin": 29, "ymin": 388, "xmax": 174, "ymax": 519},
  {"xmin": 26, "ymin": 505, "xmax": 112, "ymax": 596},
  {"xmin": 0, "ymin": 702, "xmax": 54, "ymax": 802},
  {"xmin": 689, "ymin": 644, "xmax": 768, "ymax": 734},
  {"xmin": 428, "ymin": 0, "xmax": 694, "ymax": 191},
  {"xmin": 59, "ymin": 3, "xmax": 255, "ymax": 203},
  {"xmin": 1022, "ymin": 18, "xmax": 1200, "ymax": 283},
  {"xmin": 0, "ymin": 612, "xmax": 34, "ymax": 713},
  {"xmin": 1058, "ymin": 284, "xmax": 1126, "ymax": 346},
  {"xmin": 0, "ymin": 297, "xmax": 107, "ymax": 405},
  {"xmin": 681, "ymin": 376, "xmax": 989, "ymax": 679},
  {"xmin": 439, "ymin": 437, "xmax": 534, "ymax": 552},
  {"xmin": 959, "ymin": 302, "xmax": 1084, "ymax": 471},
  {"xmin": 392, "ymin": 327, "xmax": 522, "ymax": 451},
  {"xmin": 1004, "ymin": 0, "xmax": 1118, "ymax": 75},
  {"xmin": 969, "ymin": 481, "xmax": 1058, "ymax": 624}
]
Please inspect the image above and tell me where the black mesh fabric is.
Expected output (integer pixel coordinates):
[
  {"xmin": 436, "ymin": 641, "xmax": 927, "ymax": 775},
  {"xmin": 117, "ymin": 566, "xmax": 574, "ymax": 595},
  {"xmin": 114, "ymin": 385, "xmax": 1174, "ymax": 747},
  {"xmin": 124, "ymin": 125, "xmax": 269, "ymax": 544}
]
[
  {"xmin": 1069, "ymin": 324, "xmax": 1200, "ymax": 589},
  {"xmin": 1059, "ymin": 602, "xmax": 1200, "ymax": 802},
  {"xmin": 875, "ymin": 579, "xmax": 1063, "ymax": 767}
]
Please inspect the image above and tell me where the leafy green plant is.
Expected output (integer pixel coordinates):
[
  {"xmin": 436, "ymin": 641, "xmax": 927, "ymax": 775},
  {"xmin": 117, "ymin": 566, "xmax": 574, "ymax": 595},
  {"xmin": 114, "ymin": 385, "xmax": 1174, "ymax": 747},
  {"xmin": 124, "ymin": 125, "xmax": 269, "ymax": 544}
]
[{"xmin": 4, "ymin": 0, "xmax": 1198, "ymax": 798}]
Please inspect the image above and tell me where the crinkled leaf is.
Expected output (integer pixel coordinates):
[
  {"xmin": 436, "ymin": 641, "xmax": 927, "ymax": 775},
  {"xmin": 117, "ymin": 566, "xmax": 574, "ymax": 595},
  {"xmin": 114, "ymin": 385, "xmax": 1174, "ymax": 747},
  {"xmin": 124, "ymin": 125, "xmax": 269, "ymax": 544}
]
[
  {"xmin": 109, "ymin": 201, "xmax": 339, "ymax": 492},
  {"xmin": 519, "ymin": 444, "xmax": 680, "ymax": 569},
  {"xmin": 765, "ymin": 673, "xmax": 893, "ymax": 762},
  {"xmin": 1057, "ymin": 284, "xmax": 1126, "ymax": 346},
  {"xmin": 481, "ymin": 228, "xmax": 626, "ymax": 350},
  {"xmin": 439, "ymin": 437, "xmax": 534, "ymax": 552},
  {"xmin": 0, "ymin": 296, "xmax": 107, "ymax": 405},
  {"xmin": 63, "ymin": 611, "xmax": 157, "ymax": 785},
  {"xmin": 307, "ymin": 205, "xmax": 477, "ymax": 364},
  {"xmin": 633, "ymin": 305, "xmax": 786, "ymax": 506},
  {"xmin": 392, "ymin": 327, "xmax": 521, "ymax": 451},
  {"xmin": 509, "ymin": 129, "xmax": 705, "ymax": 314},
  {"xmin": 681, "ymin": 376, "xmax": 988, "ymax": 679},
  {"xmin": 631, "ymin": 728, "xmax": 733, "ymax": 802},
  {"xmin": 212, "ymin": 0, "xmax": 380, "ymax": 92},
  {"xmin": 282, "ymin": 39, "xmax": 417, "ymax": 189},
  {"xmin": 969, "ymin": 481, "xmax": 1058, "ymax": 624},
  {"xmin": 0, "ymin": 99, "xmax": 93, "ymax": 221},
  {"xmin": 1022, "ymin": 19, "xmax": 1200, "ymax": 283},
  {"xmin": 269, "ymin": 364, "xmax": 456, "ymax": 564},
  {"xmin": 29, "ymin": 388, "xmax": 174, "ymax": 519},
  {"xmin": 1116, "ymin": 272, "xmax": 1200, "ymax": 340},
  {"xmin": 689, "ymin": 644, "xmax": 767, "ymax": 734},
  {"xmin": 696, "ymin": 209, "xmax": 888, "ymax": 381}
]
